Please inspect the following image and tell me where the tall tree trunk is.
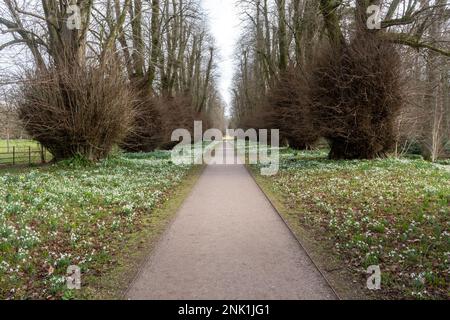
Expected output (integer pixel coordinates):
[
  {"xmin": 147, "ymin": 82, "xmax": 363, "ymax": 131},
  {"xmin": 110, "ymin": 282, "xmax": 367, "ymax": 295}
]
[
  {"xmin": 198, "ymin": 46, "xmax": 214, "ymax": 113},
  {"xmin": 147, "ymin": 0, "xmax": 161, "ymax": 90},
  {"xmin": 319, "ymin": 0, "xmax": 345, "ymax": 49},
  {"xmin": 276, "ymin": 0, "xmax": 288, "ymax": 72},
  {"xmin": 130, "ymin": 0, "xmax": 145, "ymax": 79}
]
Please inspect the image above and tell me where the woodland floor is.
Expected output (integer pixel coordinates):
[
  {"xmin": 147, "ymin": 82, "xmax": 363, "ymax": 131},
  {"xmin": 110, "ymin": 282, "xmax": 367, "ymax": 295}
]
[
  {"xmin": 0, "ymin": 142, "xmax": 448, "ymax": 300},
  {"xmin": 0, "ymin": 151, "xmax": 194, "ymax": 299},
  {"xmin": 252, "ymin": 149, "xmax": 450, "ymax": 300}
]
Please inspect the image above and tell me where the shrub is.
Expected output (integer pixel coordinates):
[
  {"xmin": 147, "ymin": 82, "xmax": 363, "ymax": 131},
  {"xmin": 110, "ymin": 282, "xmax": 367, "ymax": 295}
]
[
  {"xmin": 265, "ymin": 67, "xmax": 320, "ymax": 149},
  {"xmin": 158, "ymin": 94, "xmax": 197, "ymax": 150},
  {"xmin": 121, "ymin": 93, "xmax": 162, "ymax": 152},
  {"xmin": 18, "ymin": 65, "xmax": 134, "ymax": 161},
  {"xmin": 122, "ymin": 93, "xmax": 213, "ymax": 152},
  {"xmin": 405, "ymin": 139, "xmax": 423, "ymax": 155},
  {"xmin": 310, "ymin": 32, "xmax": 403, "ymax": 159}
]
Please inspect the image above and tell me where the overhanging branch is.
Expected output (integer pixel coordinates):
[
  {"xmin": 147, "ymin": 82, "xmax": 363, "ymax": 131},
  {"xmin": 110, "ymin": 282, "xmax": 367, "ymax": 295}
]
[{"xmin": 382, "ymin": 32, "xmax": 450, "ymax": 57}]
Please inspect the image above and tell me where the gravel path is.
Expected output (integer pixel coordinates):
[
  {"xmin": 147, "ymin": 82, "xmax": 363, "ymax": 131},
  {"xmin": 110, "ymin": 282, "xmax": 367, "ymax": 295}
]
[{"xmin": 126, "ymin": 142, "xmax": 336, "ymax": 300}]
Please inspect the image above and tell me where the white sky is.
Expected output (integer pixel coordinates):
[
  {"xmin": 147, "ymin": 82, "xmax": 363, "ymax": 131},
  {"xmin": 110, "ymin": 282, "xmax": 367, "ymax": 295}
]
[{"xmin": 201, "ymin": 0, "xmax": 241, "ymax": 115}]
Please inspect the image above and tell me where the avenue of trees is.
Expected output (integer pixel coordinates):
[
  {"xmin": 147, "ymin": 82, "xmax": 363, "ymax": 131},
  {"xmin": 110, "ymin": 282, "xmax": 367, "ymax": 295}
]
[
  {"xmin": 0, "ymin": 0, "xmax": 224, "ymax": 160},
  {"xmin": 230, "ymin": 0, "xmax": 450, "ymax": 160}
]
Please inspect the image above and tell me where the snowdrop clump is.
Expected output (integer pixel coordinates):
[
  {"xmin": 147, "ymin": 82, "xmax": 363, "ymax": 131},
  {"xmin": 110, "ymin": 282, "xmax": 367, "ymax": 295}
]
[
  {"xmin": 0, "ymin": 152, "xmax": 192, "ymax": 299},
  {"xmin": 254, "ymin": 149, "xmax": 450, "ymax": 299}
]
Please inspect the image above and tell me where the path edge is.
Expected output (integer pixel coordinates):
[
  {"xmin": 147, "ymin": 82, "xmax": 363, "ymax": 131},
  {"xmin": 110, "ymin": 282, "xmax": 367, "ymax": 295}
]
[
  {"xmin": 83, "ymin": 164, "xmax": 206, "ymax": 300},
  {"xmin": 244, "ymin": 165, "xmax": 343, "ymax": 300},
  {"xmin": 122, "ymin": 164, "xmax": 206, "ymax": 299}
]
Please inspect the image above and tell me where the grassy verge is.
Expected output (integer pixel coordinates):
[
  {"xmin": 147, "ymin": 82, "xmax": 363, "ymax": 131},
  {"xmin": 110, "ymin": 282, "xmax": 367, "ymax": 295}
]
[
  {"xmin": 251, "ymin": 149, "xmax": 450, "ymax": 300},
  {"xmin": 82, "ymin": 164, "xmax": 203, "ymax": 299},
  {"xmin": 0, "ymin": 151, "xmax": 199, "ymax": 299}
]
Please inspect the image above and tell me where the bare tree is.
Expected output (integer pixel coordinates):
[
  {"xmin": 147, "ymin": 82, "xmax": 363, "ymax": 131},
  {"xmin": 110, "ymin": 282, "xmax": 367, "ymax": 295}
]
[
  {"xmin": 231, "ymin": 0, "xmax": 449, "ymax": 160},
  {"xmin": 0, "ymin": 0, "xmax": 225, "ymax": 156}
]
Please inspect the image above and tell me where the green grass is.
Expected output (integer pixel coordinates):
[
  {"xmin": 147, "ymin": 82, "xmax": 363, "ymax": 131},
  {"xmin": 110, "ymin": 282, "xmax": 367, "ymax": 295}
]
[
  {"xmin": 0, "ymin": 139, "xmax": 38, "ymax": 148},
  {"xmin": 83, "ymin": 164, "xmax": 204, "ymax": 299},
  {"xmin": 0, "ymin": 151, "xmax": 195, "ymax": 299},
  {"xmin": 252, "ymin": 149, "xmax": 450, "ymax": 300},
  {"xmin": 0, "ymin": 139, "xmax": 52, "ymax": 165}
]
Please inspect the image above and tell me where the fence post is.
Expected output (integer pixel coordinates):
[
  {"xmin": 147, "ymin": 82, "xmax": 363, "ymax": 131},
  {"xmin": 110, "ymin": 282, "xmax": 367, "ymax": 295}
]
[
  {"xmin": 29, "ymin": 146, "xmax": 31, "ymax": 165},
  {"xmin": 12, "ymin": 146, "xmax": 15, "ymax": 165},
  {"xmin": 41, "ymin": 144, "xmax": 45, "ymax": 163}
]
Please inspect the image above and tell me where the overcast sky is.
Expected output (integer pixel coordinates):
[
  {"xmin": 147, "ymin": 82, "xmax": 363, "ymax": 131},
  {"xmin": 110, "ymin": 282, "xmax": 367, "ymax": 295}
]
[{"xmin": 201, "ymin": 0, "xmax": 241, "ymax": 115}]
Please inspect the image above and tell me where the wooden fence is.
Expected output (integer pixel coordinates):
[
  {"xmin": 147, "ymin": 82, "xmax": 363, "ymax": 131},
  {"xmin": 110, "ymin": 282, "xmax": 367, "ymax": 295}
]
[{"xmin": 0, "ymin": 144, "xmax": 49, "ymax": 166}]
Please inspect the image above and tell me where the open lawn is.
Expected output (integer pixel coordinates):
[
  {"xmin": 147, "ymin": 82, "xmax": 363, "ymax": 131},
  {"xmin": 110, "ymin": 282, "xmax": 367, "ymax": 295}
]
[
  {"xmin": 0, "ymin": 139, "xmax": 52, "ymax": 165},
  {"xmin": 252, "ymin": 149, "xmax": 450, "ymax": 299},
  {"xmin": 0, "ymin": 140, "xmax": 38, "ymax": 149},
  {"xmin": 0, "ymin": 151, "xmax": 195, "ymax": 299}
]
